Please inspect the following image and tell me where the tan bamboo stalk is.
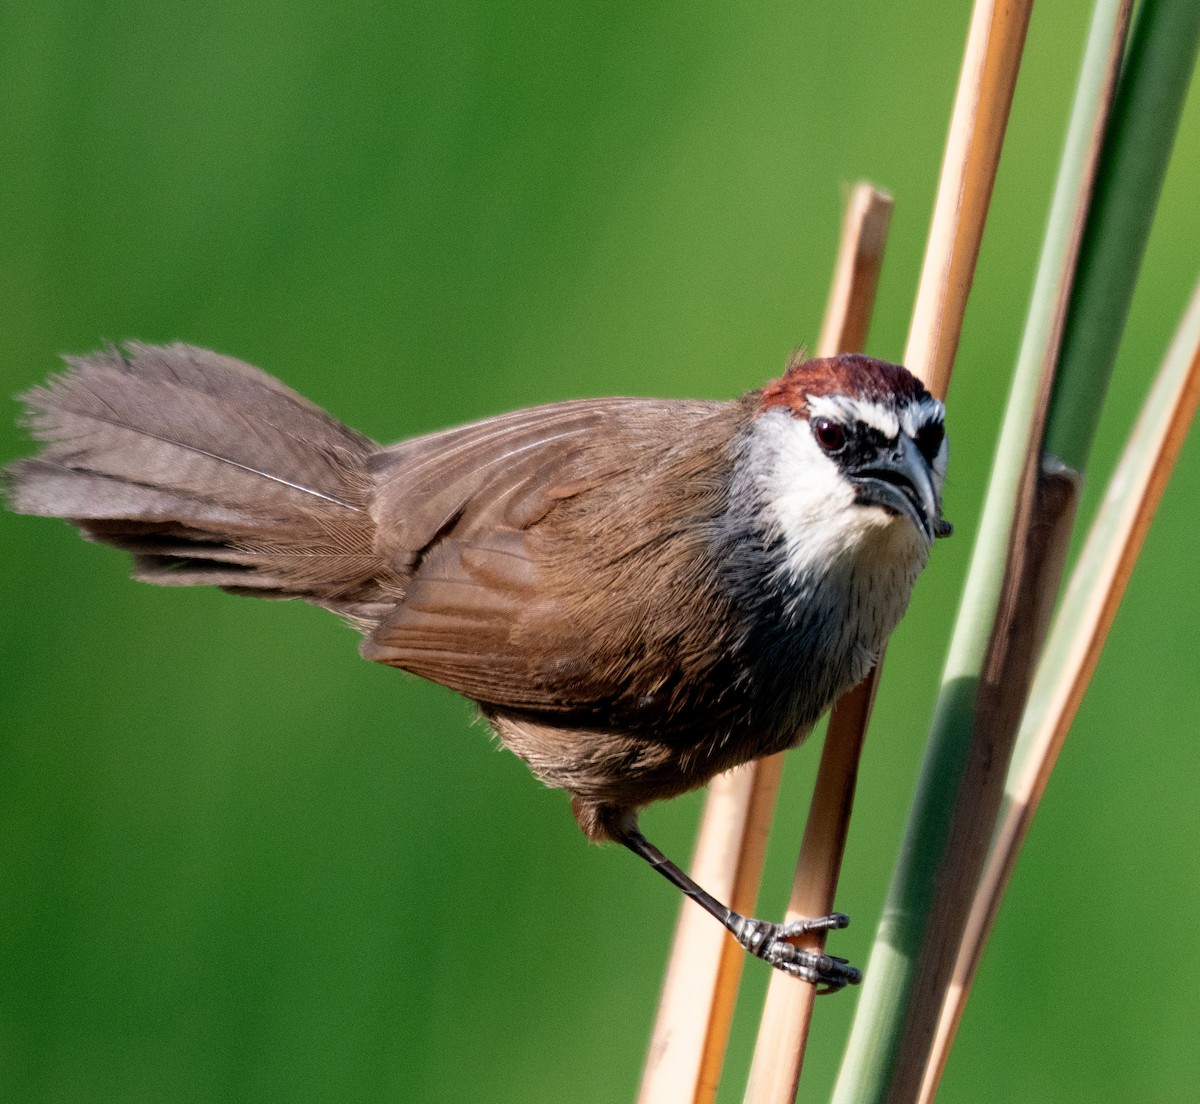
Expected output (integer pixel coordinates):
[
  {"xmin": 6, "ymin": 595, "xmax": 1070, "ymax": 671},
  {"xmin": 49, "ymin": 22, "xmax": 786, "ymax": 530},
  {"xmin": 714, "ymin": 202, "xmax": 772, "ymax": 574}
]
[
  {"xmin": 917, "ymin": 276, "xmax": 1200, "ymax": 1104},
  {"xmin": 834, "ymin": 0, "xmax": 1154, "ymax": 1095},
  {"xmin": 744, "ymin": 5, "xmax": 1032, "ymax": 1099},
  {"xmin": 637, "ymin": 760, "xmax": 787, "ymax": 1104},
  {"xmin": 903, "ymin": 0, "xmax": 1035, "ymax": 400},
  {"xmin": 741, "ymin": 669, "xmax": 883, "ymax": 1104},
  {"xmin": 636, "ymin": 183, "xmax": 893, "ymax": 1104}
]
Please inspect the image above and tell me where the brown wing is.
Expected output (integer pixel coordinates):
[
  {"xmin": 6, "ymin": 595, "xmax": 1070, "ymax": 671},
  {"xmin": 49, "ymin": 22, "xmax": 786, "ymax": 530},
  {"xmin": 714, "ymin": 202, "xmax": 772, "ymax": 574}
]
[
  {"xmin": 361, "ymin": 397, "xmax": 742, "ymax": 719},
  {"xmin": 367, "ymin": 398, "xmax": 633, "ymax": 566}
]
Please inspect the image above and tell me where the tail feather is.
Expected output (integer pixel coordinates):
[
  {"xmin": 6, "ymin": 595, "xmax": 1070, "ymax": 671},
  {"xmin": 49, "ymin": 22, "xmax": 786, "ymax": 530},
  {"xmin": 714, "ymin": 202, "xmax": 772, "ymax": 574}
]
[
  {"xmin": 22, "ymin": 355, "xmax": 370, "ymax": 512},
  {"xmin": 7, "ymin": 458, "xmax": 251, "ymax": 527},
  {"xmin": 6, "ymin": 343, "xmax": 404, "ymax": 619},
  {"xmin": 105, "ymin": 343, "xmax": 373, "ymax": 450}
]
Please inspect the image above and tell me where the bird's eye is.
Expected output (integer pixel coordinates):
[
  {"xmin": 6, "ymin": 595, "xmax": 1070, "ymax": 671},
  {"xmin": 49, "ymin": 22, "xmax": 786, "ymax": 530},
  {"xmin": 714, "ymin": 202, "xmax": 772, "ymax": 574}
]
[
  {"xmin": 915, "ymin": 420, "xmax": 945, "ymax": 462},
  {"xmin": 812, "ymin": 417, "xmax": 845, "ymax": 452}
]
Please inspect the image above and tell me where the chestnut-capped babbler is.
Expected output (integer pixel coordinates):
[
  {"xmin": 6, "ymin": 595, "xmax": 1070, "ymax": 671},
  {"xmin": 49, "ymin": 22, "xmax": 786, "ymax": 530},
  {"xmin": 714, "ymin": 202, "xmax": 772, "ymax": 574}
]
[{"xmin": 6, "ymin": 344, "xmax": 950, "ymax": 989}]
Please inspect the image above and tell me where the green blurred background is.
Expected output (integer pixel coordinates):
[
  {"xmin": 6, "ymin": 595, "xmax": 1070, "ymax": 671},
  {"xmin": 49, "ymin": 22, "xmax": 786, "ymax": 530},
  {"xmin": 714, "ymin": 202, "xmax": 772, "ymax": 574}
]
[{"xmin": 2, "ymin": 3, "xmax": 1197, "ymax": 1101}]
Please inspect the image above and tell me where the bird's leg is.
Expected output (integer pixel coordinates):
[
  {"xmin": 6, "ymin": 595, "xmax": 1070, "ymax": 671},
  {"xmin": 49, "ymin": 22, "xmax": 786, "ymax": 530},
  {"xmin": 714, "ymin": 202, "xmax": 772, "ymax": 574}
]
[{"xmin": 612, "ymin": 814, "xmax": 862, "ymax": 991}]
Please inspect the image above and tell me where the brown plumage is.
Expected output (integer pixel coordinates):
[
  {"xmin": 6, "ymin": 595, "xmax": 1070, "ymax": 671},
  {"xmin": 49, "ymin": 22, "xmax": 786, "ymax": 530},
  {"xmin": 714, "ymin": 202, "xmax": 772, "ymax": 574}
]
[{"xmin": 7, "ymin": 342, "xmax": 948, "ymax": 986}]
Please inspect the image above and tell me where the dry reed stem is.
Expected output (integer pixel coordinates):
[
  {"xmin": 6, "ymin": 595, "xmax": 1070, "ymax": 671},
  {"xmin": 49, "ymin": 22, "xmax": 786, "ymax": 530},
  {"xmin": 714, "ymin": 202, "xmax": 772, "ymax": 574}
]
[
  {"xmin": 905, "ymin": 0, "xmax": 1033, "ymax": 399},
  {"xmin": 638, "ymin": 759, "xmax": 786, "ymax": 1104},
  {"xmin": 858, "ymin": 3, "xmax": 1132, "ymax": 1096},
  {"xmin": 918, "ymin": 276, "xmax": 1200, "ymax": 1104},
  {"xmin": 636, "ymin": 183, "xmax": 893, "ymax": 1104},
  {"xmin": 739, "ymin": 186, "xmax": 893, "ymax": 1104},
  {"xmin": 748, "ymin": 0, "xmax": 1033, "ymax": 1097},
  {"xmin": 819, "ymin": 186, "xmax": 897, "ymax": 358},
  {"xmin": 743, "ymin": 670, "xmax": 882, "ymax": 1104}
]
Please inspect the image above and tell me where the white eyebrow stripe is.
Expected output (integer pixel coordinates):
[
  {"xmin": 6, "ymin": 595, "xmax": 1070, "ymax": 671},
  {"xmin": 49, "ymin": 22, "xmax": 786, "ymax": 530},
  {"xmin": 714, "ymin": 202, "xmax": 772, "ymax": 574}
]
[
  {"xmin": 807, "ymin": 394, "xmax": 901, "ymax": 438},
  {"xmin": 807, "ymin": 392, "xmax": 945, "ymax": 441},
  {"xmin": 899, "ymin": 396, "xmax": 946, "ymax": 438}
]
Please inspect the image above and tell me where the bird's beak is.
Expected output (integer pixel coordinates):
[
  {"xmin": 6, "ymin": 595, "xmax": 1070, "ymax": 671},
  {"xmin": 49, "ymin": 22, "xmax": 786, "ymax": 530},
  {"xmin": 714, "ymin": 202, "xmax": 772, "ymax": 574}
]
[{"xmin": 848, "ymin": 435, "xmax": 948, "ymax": 544}]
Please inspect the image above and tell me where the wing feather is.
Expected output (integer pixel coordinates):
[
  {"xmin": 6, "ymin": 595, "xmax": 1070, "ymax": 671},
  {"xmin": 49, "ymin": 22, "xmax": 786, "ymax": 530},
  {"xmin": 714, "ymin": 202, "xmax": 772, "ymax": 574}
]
[
  {"xmin": 369, "ymin": 398, "xmax": 646, "ymax": 560},
  {"xmin": 361, "ymin": 397, "xmax": 742, "ymax": 718}
]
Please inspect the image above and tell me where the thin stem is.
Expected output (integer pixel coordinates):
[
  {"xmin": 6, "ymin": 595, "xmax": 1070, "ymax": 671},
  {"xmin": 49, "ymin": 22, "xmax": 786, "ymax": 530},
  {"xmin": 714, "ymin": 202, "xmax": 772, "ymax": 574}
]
[
  {"xmin": 819, "ymin": 185, "xmax": 897, "ymax": 357},
  {"xmin": 903, "ymin": 0, "xmax": 1035, "ymax": 400},
  {"xmin": 919, "ymin": 276, "xmax": 1200, "ymax": 1103},
  {"xmin": 743, "ymin": 670, "xmax": 882, "ymax": 1104},
  {"xmin": 751, "ymin": 2, "xmax": 1035, "ymax": 1098},
  {"xmin": 636, "ymin": 183, "xmax": 893, "ymax": 1104},
  {"xmin": 1045, "ymin": 0, "xmax": 1200, "ymax": 471},
  {"xmin": 834, "ymin": 0, "xmax": 1195, "ymax": 1098},
  {"xmin": 637, "ymin": 762, "xmax": 785, "ymax": 1104}
]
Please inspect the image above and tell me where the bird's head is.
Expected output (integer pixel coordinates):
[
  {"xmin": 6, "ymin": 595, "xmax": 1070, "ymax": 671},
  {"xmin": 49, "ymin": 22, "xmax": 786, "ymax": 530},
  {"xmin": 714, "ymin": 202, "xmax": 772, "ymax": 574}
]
[{"xmin": 744, "ymin": 353, "xmax": 950, "ymax": 579}]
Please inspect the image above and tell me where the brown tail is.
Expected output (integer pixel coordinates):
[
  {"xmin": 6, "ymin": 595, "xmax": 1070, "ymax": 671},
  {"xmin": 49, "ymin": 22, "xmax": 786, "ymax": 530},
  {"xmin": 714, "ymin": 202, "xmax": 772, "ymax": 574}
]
[{"xmin": 6, "ymin": 343, "xmax": 404, "ymax": 624}]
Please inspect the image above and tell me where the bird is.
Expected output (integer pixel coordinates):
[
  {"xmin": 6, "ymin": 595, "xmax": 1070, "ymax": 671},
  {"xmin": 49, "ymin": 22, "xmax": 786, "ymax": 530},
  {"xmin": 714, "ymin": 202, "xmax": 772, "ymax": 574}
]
[{"xmin": 5, "ymin": 342, "xmax": 949, "ymax": 989}]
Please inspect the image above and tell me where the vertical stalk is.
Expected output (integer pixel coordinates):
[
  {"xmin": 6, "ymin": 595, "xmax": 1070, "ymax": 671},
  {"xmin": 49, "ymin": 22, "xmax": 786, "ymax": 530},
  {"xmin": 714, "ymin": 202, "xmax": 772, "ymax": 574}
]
[
  {"xmin": 834, "ymin": 1, "xmax": 1198, "ymax": 1100},
  {"xmin": 636, "ymin": 184, "xmax": 893, "ymax": 1104},
  {"xmin": 744, "ymin": 1, "xmax": 1036, "ymax": 1097},
  {"xmin": 920, "ymin": 277, "xmax": 1200, "ymax": 1103}
]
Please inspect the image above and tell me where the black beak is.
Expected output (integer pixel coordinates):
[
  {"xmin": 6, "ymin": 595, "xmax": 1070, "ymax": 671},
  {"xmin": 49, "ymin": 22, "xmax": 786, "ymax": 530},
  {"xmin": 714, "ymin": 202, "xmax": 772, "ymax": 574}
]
[{"xmin": 848, "ymin": 434, "xmax": 948, "ymax": 544}]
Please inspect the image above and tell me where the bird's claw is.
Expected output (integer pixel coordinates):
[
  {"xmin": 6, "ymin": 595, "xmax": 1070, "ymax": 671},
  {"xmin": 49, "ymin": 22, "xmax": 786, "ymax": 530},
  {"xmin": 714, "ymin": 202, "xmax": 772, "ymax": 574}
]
[
  {"xmin": 778, "ymin": 912, "xmax": 850, "ymax": 937},
  {"xmin": 730, "ymin": 913, "xmax": 862, "ymax": 992}
]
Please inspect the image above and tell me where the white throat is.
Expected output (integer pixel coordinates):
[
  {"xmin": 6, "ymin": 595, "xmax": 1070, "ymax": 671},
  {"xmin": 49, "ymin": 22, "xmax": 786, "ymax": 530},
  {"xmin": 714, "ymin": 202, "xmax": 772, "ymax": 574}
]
[{"xmin": 737, "ymin": 409, "xmax": 930, "ymax": 676}]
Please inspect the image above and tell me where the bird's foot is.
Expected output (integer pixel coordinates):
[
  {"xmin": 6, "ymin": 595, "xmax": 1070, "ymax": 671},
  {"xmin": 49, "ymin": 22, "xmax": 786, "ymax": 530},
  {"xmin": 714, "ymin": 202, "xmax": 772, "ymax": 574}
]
[{"xmin": 729, "ymin": 912, "xmax": 862, "ymax": 992}]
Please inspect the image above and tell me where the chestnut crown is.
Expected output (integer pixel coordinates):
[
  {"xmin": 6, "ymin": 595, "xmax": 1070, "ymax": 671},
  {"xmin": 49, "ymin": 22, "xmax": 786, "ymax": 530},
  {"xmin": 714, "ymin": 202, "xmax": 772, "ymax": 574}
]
[{"xmin": 757, "ymin": 353, "xmax": 949, "ymax": 544}]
